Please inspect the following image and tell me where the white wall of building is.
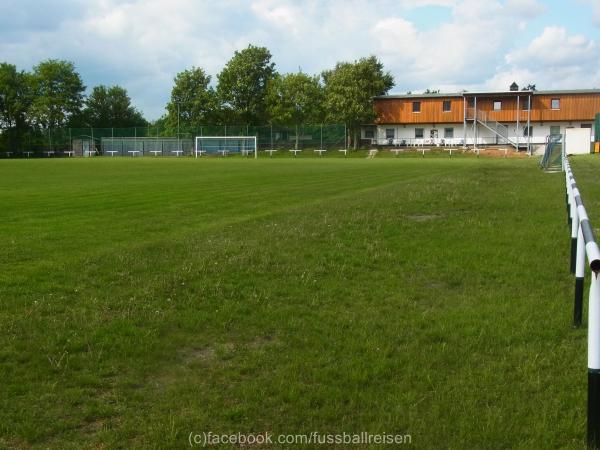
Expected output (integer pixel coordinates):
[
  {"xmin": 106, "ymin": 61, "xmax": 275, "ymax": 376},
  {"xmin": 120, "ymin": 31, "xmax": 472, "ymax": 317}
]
[
  {"xmin": 365, "ymin": 121, "xmax": 595, "ymax": 146},
  {"xmin": 565, "ymin": 127, "xmax": 593, "ymax": 154}
]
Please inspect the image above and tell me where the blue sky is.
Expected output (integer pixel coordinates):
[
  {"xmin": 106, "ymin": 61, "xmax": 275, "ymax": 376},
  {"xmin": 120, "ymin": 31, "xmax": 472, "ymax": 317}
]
[{"xmin": 1, "ymin": 0, "xmax": 599, "ymax": 120}]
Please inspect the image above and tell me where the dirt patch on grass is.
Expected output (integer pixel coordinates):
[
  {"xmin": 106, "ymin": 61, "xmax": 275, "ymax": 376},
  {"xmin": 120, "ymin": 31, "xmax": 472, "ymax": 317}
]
[
  {"xmin": 1, "ymin": 437, "xmax": 31, "ymax": 450},
  {"xmin": 78, "ymin": 418, "xmax": 106, "ymax": 434},
  {"xmin": 180, "ymin": 346, "xmax": 218, "ymax": 363},
  {"xmin": 472, "ymin": 148, "xmax": 527, "ymax": 158},
  {"xmin": 405, "ymin": 213, "xmax": 442, "ymax": 222},
  {"xmin": 246, "ymin": 334, "xmax": 278, "ymax": 349},
  {"xmin": 152, "ymin": 336, "xmax": 280, "ymax": 392}
]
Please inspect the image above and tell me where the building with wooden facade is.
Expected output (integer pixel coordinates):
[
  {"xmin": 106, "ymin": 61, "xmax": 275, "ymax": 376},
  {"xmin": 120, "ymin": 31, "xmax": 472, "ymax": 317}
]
[{"xmin": 366, "ymin": 84, "xmax": 600, "ymax": 152}]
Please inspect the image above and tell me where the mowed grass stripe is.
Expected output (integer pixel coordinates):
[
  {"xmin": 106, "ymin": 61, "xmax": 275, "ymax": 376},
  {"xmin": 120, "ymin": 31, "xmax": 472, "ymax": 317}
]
[
  {"xmin": 0, "ymin": 159, "xmax": 461, "ymax": 281},
  {"xmin": 0, "ymin": 157, "xmax": 586, "ymax": 449}
]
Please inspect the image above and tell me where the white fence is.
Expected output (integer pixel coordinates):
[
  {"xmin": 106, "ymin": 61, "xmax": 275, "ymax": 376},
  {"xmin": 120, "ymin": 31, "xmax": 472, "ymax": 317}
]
[{"xmin": 564, "ymin": 157, "xmax": 600, "ymax": 447}]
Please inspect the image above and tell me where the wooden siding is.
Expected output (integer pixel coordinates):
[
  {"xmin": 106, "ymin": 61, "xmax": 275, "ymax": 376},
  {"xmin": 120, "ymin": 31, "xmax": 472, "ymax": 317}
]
[
  {"xmin": 375, "ymin": 97, "xmax": 464, "ymax": 124},
  {"xmin": 374, "ymin": 93, "xmax": 600, "ymax": 124}
]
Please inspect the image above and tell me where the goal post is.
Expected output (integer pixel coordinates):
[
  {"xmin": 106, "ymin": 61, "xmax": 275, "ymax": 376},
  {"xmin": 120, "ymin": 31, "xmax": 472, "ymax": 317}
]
[{"xmin": 195, "ymin": 136, "xmax": 257, "ymax": 159}]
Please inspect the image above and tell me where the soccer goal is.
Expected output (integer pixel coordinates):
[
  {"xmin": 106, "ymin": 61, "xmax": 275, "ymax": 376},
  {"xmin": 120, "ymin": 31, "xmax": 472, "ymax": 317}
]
[{"xmin": 195, "ymin": 136, "xmax": 257, "ymax": 158}]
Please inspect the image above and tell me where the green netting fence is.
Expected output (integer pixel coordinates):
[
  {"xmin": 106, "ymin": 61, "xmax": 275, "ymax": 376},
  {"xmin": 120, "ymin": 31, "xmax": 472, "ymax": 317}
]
[
  {"xmin": 540, "ymin": 134, "xmax": 563, "ymax": 171},
  {"xmin": 0, "ymin": 124, "xmax": 347, "ymax": 156}
]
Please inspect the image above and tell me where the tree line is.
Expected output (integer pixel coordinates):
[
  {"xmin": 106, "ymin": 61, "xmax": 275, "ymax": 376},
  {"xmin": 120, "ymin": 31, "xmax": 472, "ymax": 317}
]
[{"xmin": 0, "ymin": 45, "xmax": 394, "ymax": 149}]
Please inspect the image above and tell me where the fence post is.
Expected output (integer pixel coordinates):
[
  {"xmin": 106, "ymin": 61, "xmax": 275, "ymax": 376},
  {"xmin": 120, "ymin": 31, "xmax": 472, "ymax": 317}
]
[
  {"xmin": 567, "ymin": 171, "xmax": 573, "ymax": 225},
  {"xmin": 566, "ymin": 157, "xmax": 600, "ymax": 447},
  {"xmin": 320, "ymin": 124, "xmax": 323, "ymax": 150},
  {"xmin": 589, "ymin": 271, "xmax": 600, "ymax": 447},
  {"xmin": 575, "ymin": 223, "xmax": 586, "ymax": 327},
  {"xmin": 571, "ymin": 192, "xmax": 579, "ymax": 274}
]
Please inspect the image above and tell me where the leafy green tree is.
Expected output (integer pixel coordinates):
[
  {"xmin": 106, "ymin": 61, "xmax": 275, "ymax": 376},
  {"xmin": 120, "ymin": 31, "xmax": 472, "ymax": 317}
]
[
  {"xmin": 0, "ymin": 63, "xmax": 32, "ymax": 132},
  {"xmin": 150, "ymin": 115, "xmax": 168, "ymax": 132},
  {"xmin": 322, "ymin": 56, "xmax": 394, "ymax": 149},
  {"xmin": 82, "ymin": 85, "xmax": 146, "ymax": 128},
  {"xmin": 165, "ymin": 67, "xmax": 218, "ymax": 134},
  {"xmin": 0, "ymin": 62, "xmax": 33, "ymax": 152},
  {"xmin": 217, "ymin": 44, "xmax": 276, "ymax": 124},
  {"xmin": 29, "ymin": 59, "xmax": 85, "ymax": 129},
  {"xmin": 266, "ymin": 72, "xmax": 324, "ymax": 149}
]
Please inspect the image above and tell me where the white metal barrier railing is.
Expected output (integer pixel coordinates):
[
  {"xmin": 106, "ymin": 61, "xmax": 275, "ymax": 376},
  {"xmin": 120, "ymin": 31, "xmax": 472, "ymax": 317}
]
[{"xmin": 564, "ymin": 157, "xmax": 600, "ymax": 447}]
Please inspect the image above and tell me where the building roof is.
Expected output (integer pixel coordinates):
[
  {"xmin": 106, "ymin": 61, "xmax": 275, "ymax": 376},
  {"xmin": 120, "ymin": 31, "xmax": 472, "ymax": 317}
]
[
  {"xmin": 374, "ymin": 88, "xmax": 600, "ymax": 100},
  {"xmin": 374, "ymin": 92, "xmax": 464, "ymax": 99}
]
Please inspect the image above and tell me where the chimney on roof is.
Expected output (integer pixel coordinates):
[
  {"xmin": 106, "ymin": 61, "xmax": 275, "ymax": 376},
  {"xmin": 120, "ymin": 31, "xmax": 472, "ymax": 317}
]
[{"xmin": 510, "ymin": 82, "xmax": 519, "ymax": 91}]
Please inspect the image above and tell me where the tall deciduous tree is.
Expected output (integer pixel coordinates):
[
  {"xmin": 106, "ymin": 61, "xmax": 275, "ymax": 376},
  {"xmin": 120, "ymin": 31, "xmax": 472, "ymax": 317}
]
[
  {"xmin": 217, "ymin": 45, "xmax": 276, "ymax": 124},
  {"xmin": 266, "ymin": 72, "xmax": 324, "ymax": 149},
  {"xmin": 322, "ymin": 56, "xmax": 394, "ymax": 149},
  {"xmin": 82, "ymin": 85, "xmax": 146, "ymax": 128},
  {"xmin": 165, "ymin": 67, "xmax": 218, "ymax": 133},
  {"xmin": 0, "ymin": 63, "xmax": 32, "ymax": 132},
  {"xmin": 0, "ymin": 62, "xmax": 32, "ymax": 151},
  {"xmin": 29, "ymin": 59, "xmax": 85, "ymax": 129}
]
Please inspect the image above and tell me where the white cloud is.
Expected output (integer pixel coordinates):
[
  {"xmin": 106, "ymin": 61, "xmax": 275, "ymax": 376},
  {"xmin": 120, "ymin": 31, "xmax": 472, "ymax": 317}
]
[
  {"xmin": 486, "ymin": 26, "xmax": 600, "ymax": 91},
  {"xmin": 0, "ymin": 0, "xmax": 256, "ymax": 118},
  {"xmin": 250, "ymin": 0, "xmax": 309, "ymax": 36},
  {"xmin": 506, "ymin": 26, "xmax": 597, "ymax": 68},
  {"xmin": 594, "ymin": 3, "xmax": 600, "ymax": 26},
  {"xmin": 578, "ymin": 0, "xmax": 600, "ymax": 27},
  {"xmin": 370, "ymin": 0, "xmax": 543, "ymax": 89},
  {"xmin": 0, "ymin": 0, "xmax": 597, "ymax": 120},
  {"xmin": 504, "ymin": 0, "xmax": 546, "ymax": 18}
]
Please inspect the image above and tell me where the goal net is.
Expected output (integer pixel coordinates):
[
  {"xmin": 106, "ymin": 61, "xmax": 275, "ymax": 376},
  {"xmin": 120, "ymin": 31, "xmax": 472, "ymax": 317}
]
[{"xmin": 195, "ymin": 136, "xmax": 257, "ymax": 158}]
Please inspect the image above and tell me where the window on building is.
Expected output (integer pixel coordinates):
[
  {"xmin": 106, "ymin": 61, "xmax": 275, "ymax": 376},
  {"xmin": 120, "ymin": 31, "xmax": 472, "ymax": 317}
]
[
  {"xmin": 385, "ymin": 128, "xmax": 395, "ymax": 139},
  {"xmin": 493, "ymin": 100, "xmax": 502, "ymax": 111},
  {"xmin": 522, "ymin": 97, "xmax": 531, "ymax": 110},
  {"xmin": 412, "ymin": 101, "xmax": 421, "ymax": 113},
  {"xmin": 581, "ymin": 124, "xmax": 592, "ymax": 129},
  {"xmin": 415, "ymin": 128, "xmax": 424, "ymax": 139},
  {"xmin": 444, "ymin": 128, "xmax": 454, "ymax": 138},
  {"xmin": 442, "ymin": 100, "xmax": 451, "ymax": 112},
  {"xmin": 523, "ymin": 126, "xmax": 533, "ymax": 137},
  {"xmin": 550, "ymin": 125, "xmax": 560, "ymax": 136},
  {"xmin": 551, "ymin": 98, "xmax": 560, "ymax": 110},
  {"xmin": 364, "ymin": 129, "xmax": 374, "ymax": 139}
]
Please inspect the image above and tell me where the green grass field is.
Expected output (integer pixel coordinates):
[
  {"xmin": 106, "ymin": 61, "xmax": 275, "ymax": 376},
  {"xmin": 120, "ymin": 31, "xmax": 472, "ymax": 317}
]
[{"xmin": 1, "ymin": 155, "xmax": 598, "ymax": 449}]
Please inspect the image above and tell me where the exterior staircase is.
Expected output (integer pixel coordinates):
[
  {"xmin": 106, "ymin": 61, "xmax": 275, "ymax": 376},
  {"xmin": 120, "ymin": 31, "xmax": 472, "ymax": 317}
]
[{"xmin": 466, "ymin": 108, "xmax": 519, "ymax": 149}]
